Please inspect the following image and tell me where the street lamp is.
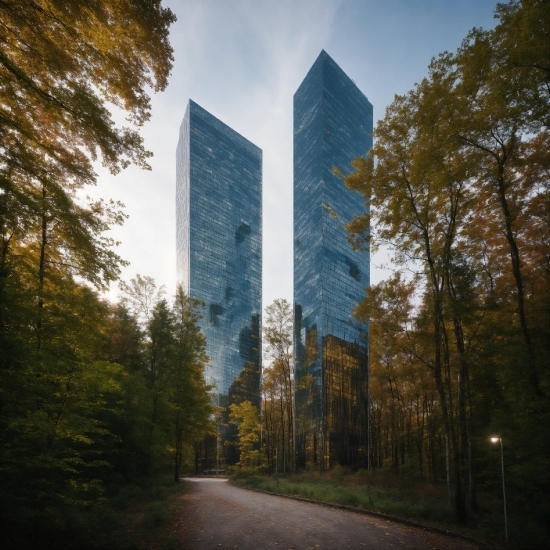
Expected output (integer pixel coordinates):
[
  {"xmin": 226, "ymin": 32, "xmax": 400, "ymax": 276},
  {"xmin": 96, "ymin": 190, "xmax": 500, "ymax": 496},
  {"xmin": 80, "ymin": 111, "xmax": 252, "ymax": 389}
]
[{"xmin": 491, "ymin": 437, "xmax": 508, "ymax": 543}]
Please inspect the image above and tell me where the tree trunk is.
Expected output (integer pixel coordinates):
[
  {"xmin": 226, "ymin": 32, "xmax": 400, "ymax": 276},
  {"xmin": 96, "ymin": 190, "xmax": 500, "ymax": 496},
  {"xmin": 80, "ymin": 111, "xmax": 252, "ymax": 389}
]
[
  {"xmin": 466, "ymin": 369, "xmax": 478, "ymax": 511},
  {"xmin": 432, "ymin": 289, "xmax": 466, "ymax": 521},
  {"xmin": 37, "ymin": 185, "xmax": 47, "ymax": 351},
  {"xmin": 174, "ymin": 411, "xmax": 182, "ymax": 482},
  {"xmin": 496, "ymin": 165, "xmax": 541, "ymax": 396}
]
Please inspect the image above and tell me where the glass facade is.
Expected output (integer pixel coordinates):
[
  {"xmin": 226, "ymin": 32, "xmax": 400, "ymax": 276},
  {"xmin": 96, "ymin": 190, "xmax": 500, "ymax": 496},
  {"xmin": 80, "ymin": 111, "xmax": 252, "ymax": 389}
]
[
  {"xmin": 176, "ymin": 100, "xmax": 262, "ymax": 467},
  {"xmin": 294, "ymin": 51, "xmax": 372, "ymax": 470}
]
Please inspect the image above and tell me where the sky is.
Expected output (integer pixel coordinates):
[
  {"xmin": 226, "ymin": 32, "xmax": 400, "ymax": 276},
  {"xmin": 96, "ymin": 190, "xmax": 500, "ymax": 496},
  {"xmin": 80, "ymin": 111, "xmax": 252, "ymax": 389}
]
[{"xmin": 94, "ymin": 0, "xmax": 499, "ymax": 310}]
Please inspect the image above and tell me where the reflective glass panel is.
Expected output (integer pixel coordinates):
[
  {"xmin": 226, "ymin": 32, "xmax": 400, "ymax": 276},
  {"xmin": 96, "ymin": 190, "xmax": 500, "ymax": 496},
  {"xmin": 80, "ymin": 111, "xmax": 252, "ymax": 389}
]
[
  {"xmin": 177, "ymin": 101, "xmax": 262, "ymax": 467},
  {"xmin": 294, "ymin": 51, "xmax": 372, "ymax": 470}
]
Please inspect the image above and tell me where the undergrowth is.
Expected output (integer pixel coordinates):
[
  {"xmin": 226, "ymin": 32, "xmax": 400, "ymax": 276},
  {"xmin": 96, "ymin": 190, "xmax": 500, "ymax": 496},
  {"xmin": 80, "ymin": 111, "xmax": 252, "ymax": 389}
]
[{"xmin": 3, "ymin": 474, "xmax": 189, "ymax": 549}]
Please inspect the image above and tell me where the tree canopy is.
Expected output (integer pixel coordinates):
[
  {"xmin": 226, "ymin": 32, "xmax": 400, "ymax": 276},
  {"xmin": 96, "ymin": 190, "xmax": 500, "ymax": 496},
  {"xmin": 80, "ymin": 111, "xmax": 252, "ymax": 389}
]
[
  {"xmin": 1, "ymin": 0, "xmax": 176, "ymax": 290},
  {"xmin": 0, "ymin": 4, "xmax": 214, "ymax": 547},
  {"xmin": 345, "ymin": 0, "xmax": 549, "ymax": 540}
]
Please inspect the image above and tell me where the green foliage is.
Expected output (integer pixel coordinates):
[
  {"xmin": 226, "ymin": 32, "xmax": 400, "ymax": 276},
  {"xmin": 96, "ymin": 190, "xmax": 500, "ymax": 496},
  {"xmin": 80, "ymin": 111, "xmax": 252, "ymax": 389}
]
[
  {"xmin": 3, "ymin": 474, "xmax": 191, "ymax": 550},
  {"xmin": 344, "ymin": 0, "xmax": 550, "ymax": 543},
  {"xmin": 0, "ymin": 270, "xmax": 213, "ymax": 546},
  {"xmin": 235, "ymin": 467, "xmax": 546, "ymax": 541},
  {"xmin": 0, "ymin": 3, "xmax": 215, "ymax": 547},
  {"xmin": 229, "ymin": 400, "xmax": 262, "ymax": 471},
  {"xmin": 1, "ymin": 0, "xmax": 176, "ymax": 293},
  {"xmin": 234, "ymin": 471, "xmax": 461, "ymax": 529}
]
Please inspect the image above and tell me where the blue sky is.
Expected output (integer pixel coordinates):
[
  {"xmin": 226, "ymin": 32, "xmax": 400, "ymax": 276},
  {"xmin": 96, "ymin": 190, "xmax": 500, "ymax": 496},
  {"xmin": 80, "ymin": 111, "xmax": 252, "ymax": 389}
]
[{"xmin": 94, "ymin": 0, "xmax": 498, "ymax": 309}]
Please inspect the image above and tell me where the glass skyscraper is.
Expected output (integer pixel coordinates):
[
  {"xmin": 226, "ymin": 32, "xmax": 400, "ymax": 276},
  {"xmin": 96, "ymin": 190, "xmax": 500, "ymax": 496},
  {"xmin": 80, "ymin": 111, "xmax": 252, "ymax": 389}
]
[
  {"xmin": 176, "ymin": 100, "xmax": 262, "ymax": 467},
  {"xmin": 294, "ymin": 51, "xmax": 372, "ymax": 470}
]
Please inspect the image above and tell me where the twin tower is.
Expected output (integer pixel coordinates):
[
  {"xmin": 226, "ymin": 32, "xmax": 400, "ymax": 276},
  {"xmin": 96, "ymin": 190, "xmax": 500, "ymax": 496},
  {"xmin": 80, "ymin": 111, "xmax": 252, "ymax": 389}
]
[{"xmin": 176, "ymin": 50, "xmax": 372, "ymax": 470}]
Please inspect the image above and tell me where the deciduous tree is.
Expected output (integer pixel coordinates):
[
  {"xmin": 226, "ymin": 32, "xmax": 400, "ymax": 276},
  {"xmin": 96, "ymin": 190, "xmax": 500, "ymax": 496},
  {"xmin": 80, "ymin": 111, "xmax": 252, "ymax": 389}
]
[{"xmin": 262, "ymin": 299, "xmax": 294, "ymax": 474}]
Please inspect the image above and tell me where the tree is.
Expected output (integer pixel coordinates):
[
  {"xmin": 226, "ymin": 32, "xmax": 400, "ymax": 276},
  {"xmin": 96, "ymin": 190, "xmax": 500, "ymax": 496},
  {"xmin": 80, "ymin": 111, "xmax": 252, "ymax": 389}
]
[
  {"xmin": 492, "ymin": 0, "xmax": 550, "ymax": 129},
  {"xmin": 171, "ymin": 286, "xmax": 213, "ymax": 481},
  {"xmin": 1, "ymin": 0, "xmax": 177, "ymax": 488},
  {"xmin": 1, "ymin": 0, "xmax": 176, "ymax": 296},
  {"xmin": 229, "ymin": 401, "xmax": 261, "ymax": 471},
  {"xmin": 111, "ymin": 277, "xmax": 214, "ymax": 480},
  {"xmin": 262, "ymin": 299, "xmax": 294, "ymax": 474},
  {"xmin": 345, "ymin": 71, "xmax": 474, "ymax": 520},
  {"xmin": 143, "ymin": 298, "xmax": 176, "ymax": 472},
  {"xmin": 452, "ymin": 28, "xmax": 544, "ymax": 397},
  {"xmin": 0, "ymin": 3, "xmax": 186, "ymax": 545},
  {"xmin": 0, "ymin": 0, "xmax": 175, "ymax": 177},
  {"xmin": 0, "ymin": 270, "xmax": 131, "ymax": 544},
  {"xmin": 344, "ymin": 0, "xmax": 550, "ymax": 535},
  {"xmin": 119, "ymin": 274, "xmax": 166, "ymax": 325}
]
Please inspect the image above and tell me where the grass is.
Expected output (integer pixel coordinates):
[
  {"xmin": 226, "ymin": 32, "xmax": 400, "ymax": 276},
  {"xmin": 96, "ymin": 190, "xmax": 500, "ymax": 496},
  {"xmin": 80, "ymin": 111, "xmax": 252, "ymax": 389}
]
[{"xmin": 232, "ymin": 467, "xmax": 503, "ymax": 545}]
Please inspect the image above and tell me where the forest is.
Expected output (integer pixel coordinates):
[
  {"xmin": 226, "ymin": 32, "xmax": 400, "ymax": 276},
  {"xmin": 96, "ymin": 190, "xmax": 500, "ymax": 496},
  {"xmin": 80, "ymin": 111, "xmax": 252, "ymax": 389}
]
[
  {"xmin": 1, "ymin": 0, "xmax": 549, "ymax": 547},
  {"xmin": 234, "ymin": 1, "xmax": 550, "ymax": 545},
  {"xmin": 0, "ymin": 2, "xmax": 213, "ymax": 546},
  {"xmin": 343, "ymin": 0, "xmax": 549, "ymax": 541}
]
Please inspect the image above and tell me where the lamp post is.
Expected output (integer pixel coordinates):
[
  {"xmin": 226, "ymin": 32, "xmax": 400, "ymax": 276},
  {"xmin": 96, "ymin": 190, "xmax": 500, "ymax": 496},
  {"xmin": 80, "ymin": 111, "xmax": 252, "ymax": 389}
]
[{"xmin": 491, "ymin": 437, "xmax": 508, "ymax": 543}]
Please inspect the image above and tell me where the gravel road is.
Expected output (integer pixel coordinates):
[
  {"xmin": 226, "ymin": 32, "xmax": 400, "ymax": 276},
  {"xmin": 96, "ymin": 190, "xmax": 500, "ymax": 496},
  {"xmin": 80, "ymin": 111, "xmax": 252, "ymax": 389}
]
[{"xmin": 178, "ymin": 478, "xmax": 480, "ymax": 550}]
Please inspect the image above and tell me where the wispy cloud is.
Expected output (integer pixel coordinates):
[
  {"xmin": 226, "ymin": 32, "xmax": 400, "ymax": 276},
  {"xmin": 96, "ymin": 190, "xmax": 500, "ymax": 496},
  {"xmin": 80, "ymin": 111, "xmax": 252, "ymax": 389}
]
[
  {"xmin": 165, "ymin": 0, "xmax": 343, "ymax": 307},
  {"xmin": 91, "ymin": 0, "xmax": 497, "ymax": 306}
]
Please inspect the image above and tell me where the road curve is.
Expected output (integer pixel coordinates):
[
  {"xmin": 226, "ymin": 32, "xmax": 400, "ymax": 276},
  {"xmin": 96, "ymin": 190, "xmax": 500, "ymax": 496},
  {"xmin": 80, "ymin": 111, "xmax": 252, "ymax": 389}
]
[{"xmin": 178, "ymin": 478, "xmax": 479, "ymax": 550}]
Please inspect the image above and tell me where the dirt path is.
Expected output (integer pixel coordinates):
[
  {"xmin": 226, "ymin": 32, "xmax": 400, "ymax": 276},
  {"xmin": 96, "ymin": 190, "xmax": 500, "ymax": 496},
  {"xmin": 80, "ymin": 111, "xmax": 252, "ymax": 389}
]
[{"xmin": 176, "ymin": 478, "xmax": 480, "ymax": 550}]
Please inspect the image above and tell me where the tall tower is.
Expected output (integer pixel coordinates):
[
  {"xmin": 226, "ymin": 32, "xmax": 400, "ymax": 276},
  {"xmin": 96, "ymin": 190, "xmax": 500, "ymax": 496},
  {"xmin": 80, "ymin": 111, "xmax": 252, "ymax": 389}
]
[
  {"xmin": 176, "ymin": 100, "xmax": 262, "ymax": 468},
  {"xmin": 293, "ymin": 51, "xmax": 372, "ymax": 470}
]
